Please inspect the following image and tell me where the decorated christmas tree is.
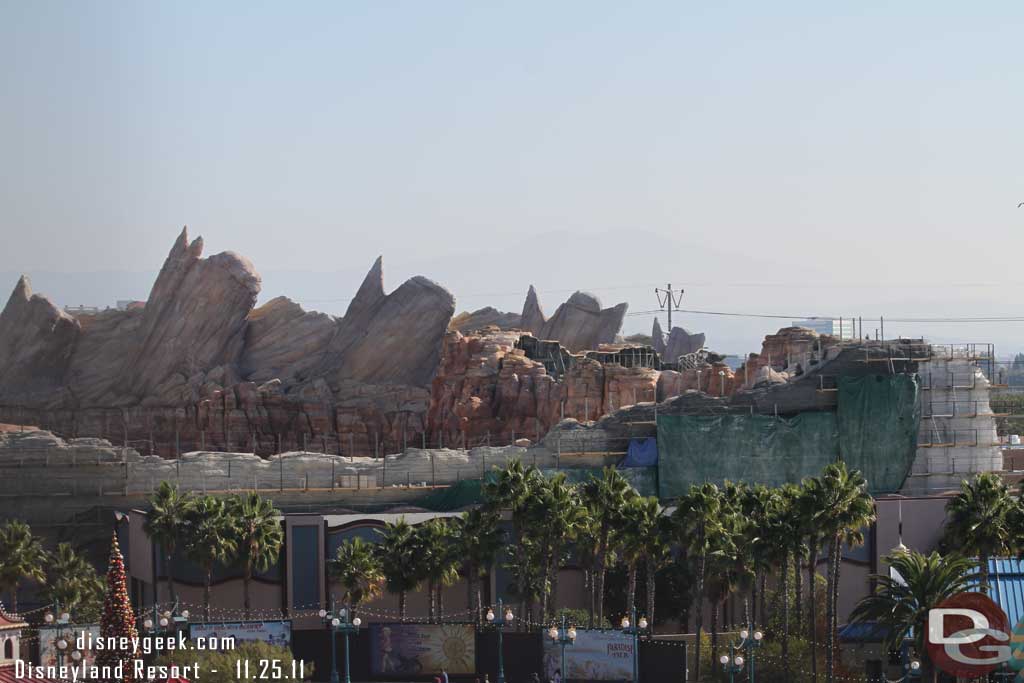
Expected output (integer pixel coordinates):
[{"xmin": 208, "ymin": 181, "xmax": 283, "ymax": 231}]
[{"xmin": 95, "ymin": 532, "xmax": 138, "ymax": 683}]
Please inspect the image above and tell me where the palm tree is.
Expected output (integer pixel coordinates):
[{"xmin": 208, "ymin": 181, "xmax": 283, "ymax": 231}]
[
  {"xmin": 484, "ymin": 460, "xmax": 543, "ymax": 620},
  {"xmin": 618, "ymin": 496, "xmax": 650, "ymax": 620},
  {"xmin": 797, "ymin": 475, "xmax": 829, "ymax": 682},
  {"xmin": 815, "ymin": 462, "xmax": 875, "ymax": 683},
  {"xmin": 780, "ymin": 483, "xmax": 810, "ymax": 636},
  {"xmin": 328, "ymin": 537, "xmax": 384, "ymax": 616},
  {"xmin": 619, "ymin": 496, "xmax": 672, "ymax": 630},
  {"xmin": 582, "ymin": 467, "xmax": 636, "ymax": 625},
  {"xmin": 705, "ymin": 482, "xmax": 752, "ymax": 677},
  {"xmin": 643, "ymin": 505, "xmax": 675, "ymax": 632},
  {"xmin": 144, "ymin": 482, "xmax": 193, "ymax": 605},
  {"xmin": 850, "ymin": 551, "xmax": 975, "ymax": 682},
  {"xmin": 183, "ymin": 496, "xmax": 238, "ymax": 621},
  {"xmin": 741, "ymin": 483, "xmax": 794, "ymax": 679},
  {"xmin": 505, "ymin": 535, "xmax": 545, "ymax": 626},
  {"xmin": 453, "ymin": 508, "xmax": 503, "ymax": 623},
  {"xmin": 672, "ymin": 482, "xmax": 724, "ymax": 682},
  {"xmin": 574, "ymin": 508, "xmax": 601, "ymax": 629},
  {"xmin": 229, "ymin": 493, "xmax": 283, "ymax": 618},
  {"xmin": 527, "ymin": 474, "xmax": 586, "ymax": 620},
  {"xmin": 0, "ymin": 520, "xmax": 48, "ymax": 614},
  {"xmin": 740, "ymin": 484, "xmax": 777, "ymax": 628},
  {"xmin": 774, "ymin": 483, "xmax": 807, "ymax": 681},
  {"xmin": 417, "ymin": 518, "xmax": 460, "ymax": 622},
  {"xmin": 704, "ymin": 519, "xmax": 743, "ymax": 677},
  {"xmin": 943, "ymin": 472, "xmax": 1016, "ymax": 594},
  {"xmin": 375, "ymin": 518, "xmax": 421, "ymax": 620},
  {"xmin": 45, "ymin": 543, "xmax": 104, "ymax": 622}
]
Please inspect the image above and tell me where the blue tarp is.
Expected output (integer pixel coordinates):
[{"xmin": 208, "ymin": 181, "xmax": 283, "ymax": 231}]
[{"xmin": 622, "ymin": 437, "xmax": 658, "ymax": 467}]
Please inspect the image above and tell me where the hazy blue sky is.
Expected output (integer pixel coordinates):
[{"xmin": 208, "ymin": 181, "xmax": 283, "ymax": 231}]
[{"xmin": 2, "ymin": 2, "xmax": 1023, "ymax": 354}]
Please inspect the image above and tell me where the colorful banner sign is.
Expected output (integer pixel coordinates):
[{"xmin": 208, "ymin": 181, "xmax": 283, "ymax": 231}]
[
  {"xmin": 188, "ymin": 620, "xmax": 292, "ymax": 649},
  {"xmin": 369, "ymin": 624, "xmax": 475, "ymax": 676},
  {"xmin": 542, "ymin": 629, "xmax": 634, "ymax": 681}
]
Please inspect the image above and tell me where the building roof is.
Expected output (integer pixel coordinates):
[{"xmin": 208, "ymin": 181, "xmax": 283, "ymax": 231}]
[
  {"xmin": 322, "ymin": 511, "xmax": 463, "ymax": 527},
  {"xmin": 0, "ymin": 603, "xmax": 26, "ymax": 631},
  {"xmin": 970, "ymin": 557, "xmax": 1024, "ymax": 628},
  {"xmin": 0, "ymin": 665, "xmax": 63, "ymax": 683}
]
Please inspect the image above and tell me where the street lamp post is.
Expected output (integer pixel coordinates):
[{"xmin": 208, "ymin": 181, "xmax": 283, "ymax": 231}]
[
  {"xmin": 486, "ymin": 599, "xmax": 514, "ymax": 683},
  {"xmin": 719, "ymin": 644, "xmax": 744, "ymax": 683},
  {"xmin": 44, "ymin": 602, "xmax": 77, "ymax": 667},
  {"xmin": 320, "ymin": 596, "xmax": 361, "ymax": 683},
  {"xmin": 903, "ymin": 656, "xmax": 921, "ymax": 680},
  {"xmin": 141, "ymin": 599, "xmax": 190, "ymax": 637},
  {"xmin": 732, "ymin": 626, "xmax": 763, "ymax": 682},
  {"xmin": 141, "ymin": 600, "xmax": 190, "ymax": 662},
  {"xmin": 620, "ymin": 607, "xmax": 648, "ymax": 683},
  {"xmin": 547, "ymin": 616, "xmax": 577, "ymax": 681}
]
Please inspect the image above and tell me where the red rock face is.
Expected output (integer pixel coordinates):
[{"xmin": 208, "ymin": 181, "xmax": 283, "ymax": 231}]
[
  {"xmin": 735, "ymin": 326, "xmax": 830, "ymax": 390},
  {"xmin": 426, "ymin": 329, "xmax": 668, "ymax": 446}
]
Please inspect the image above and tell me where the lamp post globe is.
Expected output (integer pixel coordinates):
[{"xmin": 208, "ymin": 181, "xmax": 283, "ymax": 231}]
[
  {"xmin": 732, "ymin": 624, "xmax": 764, "ymax": 682},
  {"xmin": 550, "ymin": 616, "xmax": 575, "ymax": 683},
  {"xmin": 621, "ymin": 607, "xmax": 647, "ymax": 683},
  {"xmin": 322, "ymin": 595, "xmax": 361, "ymax": 683},
  {"xmin": 491, "ymin": 600, "xmax": 513, "ymax": 683}
]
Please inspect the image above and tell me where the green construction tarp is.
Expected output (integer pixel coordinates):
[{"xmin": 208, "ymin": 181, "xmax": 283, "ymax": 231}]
[
  {"xmin": 415, "ymin": 478, "xmax": 485, "ymax": 511},
  {"xmin": 837, "ymin": 374, "xmax": 921, "ymax": 494},
  {"xmin": 656, "ymin": 373, "xmax": 921, "ymax": 498},
  {"xmin": 656, "ymin": 412, "xmax": 839, "ymax": 498}
]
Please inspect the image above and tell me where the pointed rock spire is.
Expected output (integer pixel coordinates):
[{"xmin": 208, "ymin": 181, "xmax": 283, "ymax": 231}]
[
  {"xmin": 5, "ymin": 275, "xmax": 31, "ymax": 311},
  {"xmin": 187, "ymin": 234, "xmax": 204, "ymax": 259},
  {"xmin": 164, "ymin": 226, "xmax": 192, "ymax": 261},
  {"xmin": 652, "ymin": 317, "xmax": 666, "ymax": 355},
  {"xmin": 344, "ymin": 256, "xmax": 386, "ymax": 320},
  {"xmin": 520, "ymin": 285, "xmax": 546, "ymax": 334}
]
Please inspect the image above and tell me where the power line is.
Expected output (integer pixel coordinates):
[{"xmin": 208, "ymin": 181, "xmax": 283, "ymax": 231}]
[
  {"xmin": 288, "ymin": 280, "xmax": 1024, "ymax": 304},
  {"xmin": 627, "ymin": 308, "xmax": 1024, "ymax": 324}
]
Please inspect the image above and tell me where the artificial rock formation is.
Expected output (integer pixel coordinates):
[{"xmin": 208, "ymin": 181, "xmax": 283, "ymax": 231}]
[
  {"xmin": 519, "ymin": 286, "xmax": 627, "ymax": 352},
  {"xmin": 732, "ymin": 326, "xmax": 828, "ymax": 390},
  {"xmin": 426, "ymin": 327, "xmax": 735, "ymax": 447},
  {"xmin": 0, "ymin": 227, "xmax": 754, "ymax": 459},
  {"xmin": 0, "ymin": 276, "xmax": 79, "ymax": 402},
  {"xmin": 449, "ymin": 307, "xmax": 522, "ymax": 334},
  {"xmin": 0, "ymin": 230, "xmax": 455, "ymax": 456},
  {"xmin": 449, "ymin": 286, "xmax": 629, "ymax": 352},
  {"xmin": 651, "ymin": 317, "xmax": 705, "ymax": 361}
]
